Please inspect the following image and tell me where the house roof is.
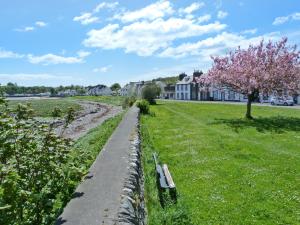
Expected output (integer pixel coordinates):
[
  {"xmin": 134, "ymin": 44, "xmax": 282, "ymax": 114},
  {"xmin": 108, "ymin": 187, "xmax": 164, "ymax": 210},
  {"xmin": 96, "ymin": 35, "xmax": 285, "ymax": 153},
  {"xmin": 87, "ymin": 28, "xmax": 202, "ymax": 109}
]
[{"xmin": 176, "ymin": 76, "xmax": 194, "ymax": 85}]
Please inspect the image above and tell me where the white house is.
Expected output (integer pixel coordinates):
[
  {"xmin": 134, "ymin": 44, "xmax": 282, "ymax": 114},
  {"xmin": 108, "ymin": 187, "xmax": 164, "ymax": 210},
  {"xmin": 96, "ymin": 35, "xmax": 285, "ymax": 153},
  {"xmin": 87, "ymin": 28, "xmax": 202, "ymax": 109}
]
[
  {"xmin": 197, "ymin": 83, "xmax": 248, "ymax": 102},
  {"xmin": 87, "ymin": 85, "xmax": 112, "ymax": 96},
  {"xmin": 175, "ymin": 76, "xmax": 193, "ymax": 100}
]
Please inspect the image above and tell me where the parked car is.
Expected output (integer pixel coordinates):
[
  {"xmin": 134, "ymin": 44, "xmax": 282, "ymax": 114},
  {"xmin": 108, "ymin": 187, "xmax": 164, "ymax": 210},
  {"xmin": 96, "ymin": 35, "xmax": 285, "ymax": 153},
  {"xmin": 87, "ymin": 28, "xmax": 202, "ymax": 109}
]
[{"xmin": 270, "ymin": 97, "xmax": 294, "ymax": 106}]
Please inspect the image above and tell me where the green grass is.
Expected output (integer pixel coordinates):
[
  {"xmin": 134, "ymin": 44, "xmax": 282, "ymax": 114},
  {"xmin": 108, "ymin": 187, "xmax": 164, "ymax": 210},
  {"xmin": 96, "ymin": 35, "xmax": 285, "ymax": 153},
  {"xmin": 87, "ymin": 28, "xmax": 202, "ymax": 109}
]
[
  {"xmin": 70, "ymin": 95, "xmax": 125, "ymax": 106},
  {"xmin": 6, "ymin": 99, "xmax": 82, "ymax": 117},
  {"xmin": 141, "ymin": 101, "xmax": 300, "ymax": 225}
]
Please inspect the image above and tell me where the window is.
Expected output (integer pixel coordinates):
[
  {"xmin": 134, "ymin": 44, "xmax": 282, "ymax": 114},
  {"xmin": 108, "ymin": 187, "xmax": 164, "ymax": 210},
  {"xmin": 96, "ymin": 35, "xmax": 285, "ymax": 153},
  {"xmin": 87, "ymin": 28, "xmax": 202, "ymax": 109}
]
[
  {"xmin": 185, "ymin": 84, "xmax": 188, "ymax": 91},
  {"xmin": 177, "ymin": 93, "xmax": 179, "ymax": 99},
  {"xmin": 185, "ymin": 93, "xmax": 188, "ymax": 100},
  {"xmin": 177, "ymin": 85, "xmax": 179, "ymax": 91},
  {"xmin": 181, "ymin": 93, "xmax": 184, "ymax": 100},
  {"xmin": 181, "ymin": 85, "xmax": 183, "ymax": 91},
  {"xmin": 229, "ymin": 91, "xmax": 235, "ymax": 100}
]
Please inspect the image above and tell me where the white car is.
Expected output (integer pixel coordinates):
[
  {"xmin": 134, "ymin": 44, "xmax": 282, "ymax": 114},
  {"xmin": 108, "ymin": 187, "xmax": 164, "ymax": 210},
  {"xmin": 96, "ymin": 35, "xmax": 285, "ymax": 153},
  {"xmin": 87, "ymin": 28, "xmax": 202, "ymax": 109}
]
[{"xmin": 270, "ymin": 97, "xmax": 294, "ymax": 106}]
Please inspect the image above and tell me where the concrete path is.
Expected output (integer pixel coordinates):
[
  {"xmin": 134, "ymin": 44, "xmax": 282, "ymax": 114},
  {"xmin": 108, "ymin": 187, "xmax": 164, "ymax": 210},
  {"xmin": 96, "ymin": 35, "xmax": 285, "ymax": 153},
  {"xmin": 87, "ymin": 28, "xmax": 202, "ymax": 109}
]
[{"xmin": 56, "ymin": 106, "xmax": 139, "ymax": 225}]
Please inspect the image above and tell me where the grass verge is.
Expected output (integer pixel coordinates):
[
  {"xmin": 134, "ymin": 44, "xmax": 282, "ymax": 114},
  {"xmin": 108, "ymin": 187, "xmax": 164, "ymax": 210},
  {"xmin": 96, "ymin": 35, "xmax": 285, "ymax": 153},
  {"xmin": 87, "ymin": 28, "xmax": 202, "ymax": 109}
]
[{"xmin": 141, "ymin": 101, "xmax": 300, "ymax": 225}]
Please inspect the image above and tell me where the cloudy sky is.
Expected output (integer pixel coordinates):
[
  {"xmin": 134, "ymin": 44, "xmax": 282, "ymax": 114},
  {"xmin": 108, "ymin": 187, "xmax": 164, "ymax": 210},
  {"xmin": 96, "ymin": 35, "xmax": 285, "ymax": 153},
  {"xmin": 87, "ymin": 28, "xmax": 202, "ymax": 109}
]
[{"xmin": 0, "ymin": 0, "xmax": 300, "ymax": 86}]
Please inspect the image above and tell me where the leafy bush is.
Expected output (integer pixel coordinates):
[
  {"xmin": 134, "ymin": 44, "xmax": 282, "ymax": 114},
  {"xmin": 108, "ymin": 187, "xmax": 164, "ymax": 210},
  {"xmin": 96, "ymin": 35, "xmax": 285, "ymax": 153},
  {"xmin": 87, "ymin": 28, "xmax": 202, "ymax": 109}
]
[
  {"xmin": 122, "ymin": 96, "xmax": 136, "ymax": 109},
  {"xmin": 141, "ymin": 84, "xmax": 161, "ymax": 105},
  {"xmin": 0, "ymin": 98, "xmax": 78, "ymax": 225},
  {"xmin": 136, "ymin": 100, "xmax": 150, "ymax": 114},
  {"xmin": 52, "ymin": 106, "xmax": 62, "ymax": 117}
]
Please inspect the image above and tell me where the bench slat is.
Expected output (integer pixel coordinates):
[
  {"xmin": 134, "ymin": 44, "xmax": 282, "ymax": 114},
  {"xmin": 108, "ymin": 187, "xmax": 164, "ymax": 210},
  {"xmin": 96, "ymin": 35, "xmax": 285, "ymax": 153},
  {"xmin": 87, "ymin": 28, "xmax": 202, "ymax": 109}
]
[
  {"xmin": 162, "ymin": 164, "xmax": 175, "ymax": 189},
  {"xmin": 156, "ymin": 164, "xmax": 169, "ymax": 188}
]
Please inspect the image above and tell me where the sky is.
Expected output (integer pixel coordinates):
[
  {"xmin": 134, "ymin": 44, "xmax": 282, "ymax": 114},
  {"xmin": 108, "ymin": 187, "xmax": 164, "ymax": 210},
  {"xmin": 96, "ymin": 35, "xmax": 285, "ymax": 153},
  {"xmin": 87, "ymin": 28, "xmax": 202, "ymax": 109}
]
[{"xmin": 0, "ymin": 0, "xmax": 300, "ymax": 87}]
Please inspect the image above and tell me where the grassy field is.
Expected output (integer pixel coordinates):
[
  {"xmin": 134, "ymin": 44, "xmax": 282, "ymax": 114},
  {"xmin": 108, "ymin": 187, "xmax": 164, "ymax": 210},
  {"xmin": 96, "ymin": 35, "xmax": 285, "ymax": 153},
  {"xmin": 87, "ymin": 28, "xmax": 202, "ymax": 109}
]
[
  {"xmin": 141, "ymin": 101, "xmax": 300, "ymax": 225},
  {"xmin": 6, "ymin": 99, "xmax": 82, "ymax": 117},
  {"xmin": 70, "ymin": 95, "xmax": 125, "ymax": 106}
]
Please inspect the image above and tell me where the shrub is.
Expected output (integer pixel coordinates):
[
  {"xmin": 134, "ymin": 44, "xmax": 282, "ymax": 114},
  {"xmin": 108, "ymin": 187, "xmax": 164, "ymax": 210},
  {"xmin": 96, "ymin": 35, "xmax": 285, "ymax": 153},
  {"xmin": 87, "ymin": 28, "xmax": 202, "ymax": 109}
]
[
  {"xmin": 52, "ymin": 106, "xmax": 62, "ymax": 117},
  {"xmin": 141, "ymin": 84, "xmax": 161, "ymax": 105},
  {"xmin": 0, "ymin": 98, "xmax": 76, "ymax": 225},
  {"xmin": 122, "ymin": 96, "xmax": 136, "ymax": 109},
  {"xmin": 136, "ymin": 100, "xmax": 150, "ymax": 114}
]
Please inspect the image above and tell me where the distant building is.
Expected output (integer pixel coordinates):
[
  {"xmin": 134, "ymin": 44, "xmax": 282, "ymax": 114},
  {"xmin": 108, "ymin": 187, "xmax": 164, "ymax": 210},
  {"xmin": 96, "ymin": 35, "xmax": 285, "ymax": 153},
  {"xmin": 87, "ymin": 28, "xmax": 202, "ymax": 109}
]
[
  {"xmin": 57, "ymin": 89, "xmax": 77, "ymax": 97},
  {"xmin": 87, "ymin": 85, "xmax": 112, "ymax": 96},
  {"xmin": 119, "ymin": 84, "xmax": 131, "ymax": 96},
  {"xmin": 163, "ymin": 84, "xmax": 175, "ymax": 99}
]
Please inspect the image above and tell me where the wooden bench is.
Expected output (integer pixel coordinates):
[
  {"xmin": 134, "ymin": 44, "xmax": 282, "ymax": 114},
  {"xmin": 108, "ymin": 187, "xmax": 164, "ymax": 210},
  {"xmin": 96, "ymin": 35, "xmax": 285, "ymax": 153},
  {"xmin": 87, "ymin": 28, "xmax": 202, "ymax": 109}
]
[{"xmin": 152, "ymin": 153, "xmax": 177, "ymax": 203}]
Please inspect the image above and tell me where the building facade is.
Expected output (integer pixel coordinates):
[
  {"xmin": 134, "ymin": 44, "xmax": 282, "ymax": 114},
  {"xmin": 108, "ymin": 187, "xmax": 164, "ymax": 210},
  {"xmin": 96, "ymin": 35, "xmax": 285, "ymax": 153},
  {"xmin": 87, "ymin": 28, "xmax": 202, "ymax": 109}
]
[{"xmin": 87, "ymin": 85, "xmax": 112, "ymax": 96}]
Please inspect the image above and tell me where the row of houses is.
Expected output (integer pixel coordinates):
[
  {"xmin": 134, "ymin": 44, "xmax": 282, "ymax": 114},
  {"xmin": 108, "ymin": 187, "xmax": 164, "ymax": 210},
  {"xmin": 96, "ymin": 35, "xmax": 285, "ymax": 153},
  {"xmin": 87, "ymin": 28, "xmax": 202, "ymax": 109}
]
[{"xmin": 121, "ymin": 72, "xmax": 300, "ymax": 104}]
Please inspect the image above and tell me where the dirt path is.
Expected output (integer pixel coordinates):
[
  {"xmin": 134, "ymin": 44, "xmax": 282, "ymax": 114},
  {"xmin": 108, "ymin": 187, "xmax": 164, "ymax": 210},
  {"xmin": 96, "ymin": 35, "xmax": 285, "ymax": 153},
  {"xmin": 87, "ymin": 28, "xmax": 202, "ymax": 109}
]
[{"xmin": 55, "ymin": 101, "xmax": 122, "ymax": 140}]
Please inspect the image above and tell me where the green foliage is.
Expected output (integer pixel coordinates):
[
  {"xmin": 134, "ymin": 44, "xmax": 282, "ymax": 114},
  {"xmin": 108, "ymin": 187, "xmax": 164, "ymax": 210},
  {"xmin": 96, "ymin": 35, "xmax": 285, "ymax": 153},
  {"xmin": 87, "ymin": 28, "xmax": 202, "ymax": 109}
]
[
  {"xmin": 110, "ymin": 83, "xmax": 121, "ymax": 91},
  {"xmin": 1, "ymin": 83, "xmax": 86, "ymax": 96},
  {"xmin": 141, "ymin": 101, "xmax": 300, "ymax": 224},
  {"xmin": 51, "ymin": 107, "xmax": 62, "ymax": 117},
  {"xmin": 0, "ymin": 97, "xmax": 124, "ymax": 225},
  {"xmin": 142, "ymin": 84, "xmax": 161, "ymax": 105},
  {"xmin": 0, "ymin": 98, "xmax": 74, "ymax": 225},
  {"xmin": 122, "ymin": 96, "xmax": 136, "ymax": 109},
  {"xmin": 136, "ymin": 100, "xmax": 150, "ymax": 114}
]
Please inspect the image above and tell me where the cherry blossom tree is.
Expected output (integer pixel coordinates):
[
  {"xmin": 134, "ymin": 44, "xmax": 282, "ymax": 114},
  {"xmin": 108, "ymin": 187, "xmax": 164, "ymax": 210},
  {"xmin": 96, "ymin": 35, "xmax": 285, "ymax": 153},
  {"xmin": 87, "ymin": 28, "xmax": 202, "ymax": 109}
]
[{"xmin": 199, "ymin": 37, "xmax": 300, "ymax": 119}]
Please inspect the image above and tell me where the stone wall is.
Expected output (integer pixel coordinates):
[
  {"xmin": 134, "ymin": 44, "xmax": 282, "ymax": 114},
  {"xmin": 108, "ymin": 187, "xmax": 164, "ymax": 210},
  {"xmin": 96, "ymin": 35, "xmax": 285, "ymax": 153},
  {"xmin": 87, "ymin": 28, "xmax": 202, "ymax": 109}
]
[{"xmin": 117, "ymin": 120, "xmax": 146, "ymax": 225}]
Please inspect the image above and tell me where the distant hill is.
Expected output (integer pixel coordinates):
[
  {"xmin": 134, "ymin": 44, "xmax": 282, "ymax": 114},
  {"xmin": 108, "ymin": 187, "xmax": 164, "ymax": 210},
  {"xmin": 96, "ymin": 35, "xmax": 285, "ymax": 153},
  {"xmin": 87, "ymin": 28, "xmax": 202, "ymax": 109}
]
[{"xmin": 151, "ymin": 76, "xmax": 178, "ymax": 84}]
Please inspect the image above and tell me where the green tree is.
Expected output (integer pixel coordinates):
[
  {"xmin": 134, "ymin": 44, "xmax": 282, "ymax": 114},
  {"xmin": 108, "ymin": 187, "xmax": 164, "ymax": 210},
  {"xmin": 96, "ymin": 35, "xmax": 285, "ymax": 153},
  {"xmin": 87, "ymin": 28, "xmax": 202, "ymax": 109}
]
[
  {"xmin": 110, "ymin": 83, "xmax": 121, "ymax": 91},
  {"xmin": 141, "ymin": 83, "xmax": 161, "ymax": 105}
]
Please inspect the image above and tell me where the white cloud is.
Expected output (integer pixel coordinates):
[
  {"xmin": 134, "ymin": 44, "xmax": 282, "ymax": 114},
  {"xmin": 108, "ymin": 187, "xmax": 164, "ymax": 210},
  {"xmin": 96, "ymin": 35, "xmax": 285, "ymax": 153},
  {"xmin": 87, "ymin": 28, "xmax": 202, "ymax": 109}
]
[
  {"xmin": 217, "ymin": 10, "xmax": 228, "ymax": 19},
  {"xmin": 179, "ymin": 2, "xmax": 205, "ymax": 14},
  {"xmin": 27, "ymin": 51, "xmax": 90, "ymax": 65},
  {"xmin": 159, "ymin": 31, "xmax": 280, "ymax": 58},
  {"xmin": 35, "ymin": 21, "xmax": 47, "ymax": 27},
  {"xmin": 83, "ymin": 18, "xmax": 226, "ymax": 56},
  {"xmin": 77, "ymin": 50, "xmax": 91, "ymax": 58},
  {"xmin": 0, "ymin": 49, "xmax": 24, "ymax": 59},
  {"xmin": 94, "ymin": 1, "xmax": 119, "ymax": 13},
  {"xmin": 15, "ymin": 26, "xmax": 35, "ymax": 32},
  {"xmin": 73, "ymin": 12, "xmax": 99, "ymax": 25},
  {"xmin": 273, "ymin": 16, "xmax": 289, "ymax": 25},
  {"xmin": 273, "ymin": 12, "xmax": 300, "ymax": 25},
  {"xmin": 114, "ymin": 0, "xmax": 174, "ymax": 23},
  {"xmin": 241, "ymin": 28, "xmax": 257, "ymax": 35},
  {"xmin": 198, "ymin": 14, "xmax": 211, "ymax": 23},
  {"xmin": 93, "ymin": 65, "xmax": 112, "ymax": 73}
]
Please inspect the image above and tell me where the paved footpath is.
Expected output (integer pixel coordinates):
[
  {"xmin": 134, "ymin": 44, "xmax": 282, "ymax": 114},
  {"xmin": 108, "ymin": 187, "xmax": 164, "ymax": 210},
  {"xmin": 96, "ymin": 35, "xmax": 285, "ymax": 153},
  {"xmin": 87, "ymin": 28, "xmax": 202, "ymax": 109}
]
[{"xmin": 56, "ymin": 106, "xmax": 139, "ymax": 225}]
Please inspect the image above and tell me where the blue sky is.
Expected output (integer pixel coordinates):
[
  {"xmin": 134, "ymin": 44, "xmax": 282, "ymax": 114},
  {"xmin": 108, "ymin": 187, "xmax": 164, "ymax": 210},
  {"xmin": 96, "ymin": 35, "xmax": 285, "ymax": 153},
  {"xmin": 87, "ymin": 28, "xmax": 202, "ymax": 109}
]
[{"xmin": 0, "ymin": 0, "xmax": 300, "ymax": 87}]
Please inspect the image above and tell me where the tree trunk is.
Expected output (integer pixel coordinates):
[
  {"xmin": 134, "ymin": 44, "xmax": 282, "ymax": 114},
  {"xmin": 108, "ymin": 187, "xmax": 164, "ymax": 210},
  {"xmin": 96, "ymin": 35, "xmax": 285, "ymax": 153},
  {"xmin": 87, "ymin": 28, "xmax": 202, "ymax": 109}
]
[{"xmin": 246, "ymin": 95, "xmax": 253, "ymax": 119}]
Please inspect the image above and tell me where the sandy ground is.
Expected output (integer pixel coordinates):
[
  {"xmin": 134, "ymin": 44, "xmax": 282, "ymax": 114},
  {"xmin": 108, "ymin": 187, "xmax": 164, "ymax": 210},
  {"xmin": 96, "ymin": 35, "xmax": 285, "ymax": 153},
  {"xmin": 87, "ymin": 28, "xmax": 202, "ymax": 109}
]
[{"xmin": 55, "ymin": 101, "xmax": 122, "ymax": 140}]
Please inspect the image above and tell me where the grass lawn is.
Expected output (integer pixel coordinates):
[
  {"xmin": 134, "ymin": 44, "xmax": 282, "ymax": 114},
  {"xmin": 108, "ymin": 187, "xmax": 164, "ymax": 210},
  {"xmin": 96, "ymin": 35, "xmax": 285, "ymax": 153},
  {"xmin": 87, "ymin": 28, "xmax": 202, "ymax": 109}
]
[
  {"xmin": 141, "ymin": 101, "xmax": 300, "ymax": 225},
  {"xmin": 6, "ymin": 99, "xmax": 82, "ymax": 117},
  {"xmin": 70, "ymin": 95, "xmax": 125, "ymax": 106}
]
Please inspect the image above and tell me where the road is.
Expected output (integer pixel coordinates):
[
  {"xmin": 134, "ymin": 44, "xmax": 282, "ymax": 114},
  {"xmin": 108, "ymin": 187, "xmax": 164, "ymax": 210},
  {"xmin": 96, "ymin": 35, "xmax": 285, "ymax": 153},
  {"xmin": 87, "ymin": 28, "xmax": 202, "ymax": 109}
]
[{"xmin": 160, "ymin": 99, "xmax": 300, "ymax": 109}]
